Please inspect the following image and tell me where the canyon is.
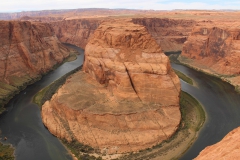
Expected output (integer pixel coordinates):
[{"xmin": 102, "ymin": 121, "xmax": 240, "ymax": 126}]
[
  {"xmin": 41, "ymin": 20, "xmax": 181, "ymax": 155},
  {"xmin": 179, "ymin": 21, "xmax": 240, "ymax": 90},
  {"xmin": 0, "ymin": 9, "xmax": 240, "ymax": 160},
  {"xmin": 0, "ymin": 20, "xmax": 70, "ymax": 109},
  {"xmin": 50, "ymin": 17, "xmax": 195, "ymax": 52}
]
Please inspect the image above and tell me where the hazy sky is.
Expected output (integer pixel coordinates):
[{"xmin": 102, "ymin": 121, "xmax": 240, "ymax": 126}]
[{"xmin": 1, "ymin": 0, "xmax": 239, "ymax": 12}]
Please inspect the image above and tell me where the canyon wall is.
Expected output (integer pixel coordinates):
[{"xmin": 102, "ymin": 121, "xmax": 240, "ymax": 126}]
[
  {"xmin": 179, "ymin": 21, "xmax": 240, "ymax": 88},
  {"xmin": 0, "ymin": 21, "xmax": 69, "ymax": 107},
  {"xmin": 51, "ymin": 18, "xmax": 195, "ymax": 52},
  {"xmin": 132, "ymin": 18, "xmax": 195, "ymax": 52},
  {"xmin": 42, "ymin": 20, "xmax": 181, "ymax": 155},
  {"xmin": 51, "ymin": 19, "xmax": 101, "ymax": 49},
  {"xmin": 195, "ymin": 127, "xmax": 240, "ymax": 160}
]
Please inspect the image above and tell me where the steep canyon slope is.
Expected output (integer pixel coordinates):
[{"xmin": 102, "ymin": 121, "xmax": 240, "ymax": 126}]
[
  {"xmin": 132, "ymin": 18, "xmax": 195, "ymax": 52},
  {"xmin": 51, "ymin": 19, "xmax": 101, "ymax": 49},
  {"xmin": 0, "ymin": 21, "xmax": 69, "ymax": 108},
  {"xmin": 42, "ymin": 20, "xmax": 181, "ymax": 155},
  {"xmin": 179, "ymin": 21, "xmax": 240, "ymax": 89},
  {"xmin": 51, "ymin": 18, "xmax": 195, "ymax": 52}
]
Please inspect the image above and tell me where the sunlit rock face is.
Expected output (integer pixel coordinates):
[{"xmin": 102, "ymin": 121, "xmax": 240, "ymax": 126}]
[
  {"xmin": 42, "ymin": 20, "xmax": 181, "ymax": 155},
  {"xmin": 0, "ymin": 21, "xmax": 69, "ymax": 105},
  {"xmin": 179, "ymin": 21, "xmax": 240, "ymax": 87},
  {"xmin": 195, "ymin": 127, "xmax": 240, "ymax": 160}
]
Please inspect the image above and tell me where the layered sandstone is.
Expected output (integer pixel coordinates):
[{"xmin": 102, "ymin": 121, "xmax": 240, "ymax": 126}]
[
  {"xmin": 179, "ymin": 21, "xmax": 240, "ymax": 88},
  {"xmin": 132, "ymin": 18, "xmax": 195, "ymax": 52},
  {"xmin": 0, "ymin": 21, "xmax": 69, "ymax": 105},
  {"xmin": 51, "ymin": 19, "xmax": 101, "ymax": 49},
  {"xmin": 50, "ymin": 18, "xmax": 195, "ymax": 53},
  {"xmin": 42, "ymin": 20, "xmax": 181, "ymax": 155},
  {"xmin": 195, "ymin": 127, "xmax": 240, "ymax": 160}
]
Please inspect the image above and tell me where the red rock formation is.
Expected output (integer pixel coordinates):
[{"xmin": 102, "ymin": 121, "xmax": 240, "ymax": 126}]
[
  {"xmin": 51, "ymin": 19, "xmax": 101, "ymax": 49},
  {"xmin": 42, "ymin": 20, "xmax": 181, "ymax": 155},
  {"xmin": 179, "ymin": 21, "xmax": 240, "ymax": 88},
  {"xmin": 50, "ymin": 18, "xmax": 195, "ymax": 53},
  {"xmin": 0, "ymin": 21, "xmax": 69, "ymax": 105},
  {"xmin": 83, "ymin": 20, "xmax": 180, "ymax": 104},
  {"xmin": 132, "ymin": 18, "xmax": 196, "ymax": 52},
  {"xmin": 195, "ymin": 127, "xmax": 240, "ymax": 160}
]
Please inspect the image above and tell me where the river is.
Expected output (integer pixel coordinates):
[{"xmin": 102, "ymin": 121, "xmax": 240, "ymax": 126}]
[
  {"xmin": 1, "ymin": 46, "xmax": 240, "ymax": 160},
  {"xmin": 0, "ymin": 44, "xmax": 84, "ymax": 160},
  {"xmin": 171, "ymin": 63, "xmax": 240, "ymax": 160}
]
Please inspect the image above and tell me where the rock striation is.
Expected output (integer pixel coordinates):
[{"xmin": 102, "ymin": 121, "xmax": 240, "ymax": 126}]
[
  {"xmin": 179, "ymin": 21, "xmax": 240, "ymax": 88},
  {"xmin": 132, "ymin": 18, "xmax": 196, "ymax": 52},
  {"xmin": 51, "ymin": 19, "xmax": 101, "ymax": 49},
  {"xmin": 42, "ymin": 20, "xmax": 181, "ymax": 155},
  {"xmin": 0, "ymin": 21, "xmax": 69, "ymax": 106},
  {"xmin": 83, "ymin": 20, "xmax": 180, "ymax": 104},
  {"xmin": 51, "ymin": 18, "xmax": 195, "ymax": 53},
  {"xmin": 195, "ymin": 127, "xmax": 240, "ymax": 160}
]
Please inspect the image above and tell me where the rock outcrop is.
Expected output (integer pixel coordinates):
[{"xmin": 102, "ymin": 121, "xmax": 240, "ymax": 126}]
[
  {"xmin": 195, "ymin": 127, "xmax": 240, "ymax": 160},
  {"xmin": 132, "ymin": 18, "xmax": 196, "ymax": 52},
  {"xmin": 0, "ymin": 21, "xmax": 69, "ymax": 106},
  {"xmin": 42, "ymin": 20, "xmax": 181, "ymax": 155},
  {"xmin": 179, "ymin": 21, "xmax": 240, "ymax": 88},
  {"xmin": 51, "ymin": 19, "xmax": 101, "ymax": 49}
]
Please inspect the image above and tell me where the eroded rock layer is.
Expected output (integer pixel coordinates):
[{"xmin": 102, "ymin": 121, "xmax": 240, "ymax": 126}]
[
  {"xmin": 42, "ymin": 20, "xmax": 181, "ymax": 154},
  {"xmin": 179, "ymin": 21, "xmax": 240, "ymax": 87},
  {"xmin": 51, "ymin": 18, "xmax": 195, "ymax": 53},
  {"xmin": 0, "ymin": 21, "xmax": 69, "ymax": 104},
  {"xmin": 51, "ymin": 19, "xmax": 101, "ymax": 49},
  {"xmin": 132, "ymin": 18, "xmax": 195, "ymax": 52},
  {"xmin": 195, "ymin": 127, "xmax": 240, "ymax": 160}
]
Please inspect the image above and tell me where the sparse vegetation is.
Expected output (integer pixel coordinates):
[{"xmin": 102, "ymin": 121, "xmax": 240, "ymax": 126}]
[
  {"xmin": 33, "ymin": 66, "xmax": 82, "ymax": 107},
  {"xmin": 62, "ymin": 140, "xmax": 102, "ymax": 160},
  {"xmin": 174, "ymin": 69, "xmax": 193, "ymax": 85},
  {"xmin": 0, "ymin": 143, "xmax": 14, "ymax": 160}
]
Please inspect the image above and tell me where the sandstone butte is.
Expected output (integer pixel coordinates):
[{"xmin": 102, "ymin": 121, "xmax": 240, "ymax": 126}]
[
  {"xmin": 0, "ymin": 21, "xmax": 69, "ymax": 105},
  {"xmin": 179, "ymin": 21, "xmax": 240, "ymax": 89},
  {"xmin": 195, "ymin": 127, "xmax": 240, "ymax": 160},
  {"xmin": 41, "ymin": 20, "xmax": 181, "ymax": 155}
]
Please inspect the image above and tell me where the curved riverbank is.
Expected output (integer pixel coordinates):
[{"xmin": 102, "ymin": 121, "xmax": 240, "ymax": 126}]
[
  {"xmin": 178, "ymin": 55, "xmax": 240, "ymax": 93},
  {"xmin": 0, "ymin": 44, "xmax": 84, "ymax": 160},
  {"xmin": 117, "ymin": 91, "xmax": 205, "ymax": 160},
  {"xmin": 34, "ymin": 67, "xmax": 205, "ymax": 160}
]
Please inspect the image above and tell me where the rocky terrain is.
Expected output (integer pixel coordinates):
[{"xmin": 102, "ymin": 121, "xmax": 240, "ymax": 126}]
[
  {"xmin": 195, "ymin": 127, "xmax": 240, "ymax": 160},
  {"xmin": 50, "ymin": 17, "xmax": 195, "ymax": 54},
  {"xmin": 179, "ymin": 21, "xmax": 240, "ymax": 89},
  {"xmin": 132, "ymin": 18, "xmax": 195, "ymax": 52},
  {"xmin": 51, "ymin": 19, "xmax": 102, "ymax": 49},
  {"xmin": 42, "ymin": 20, "xmax": 181, "ymax": 155},
  {"xmin": 0, "ymin": 21, "xmax": 70, "ymax": 108}
]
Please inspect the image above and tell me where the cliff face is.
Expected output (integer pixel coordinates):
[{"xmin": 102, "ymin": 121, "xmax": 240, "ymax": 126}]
[
  {"xmin": 51, "ymin": 18, "xmax": 195, "ymax": 52},
  {"xmin": 0, "ymin": 21, "xmax": 69, "ymax": 106},
  {"xmin": 195, "ymin": 127, "xmax": 240, "ymax": 160},
  {"xmin": 179, "ymin": 21, "xmax": 240, "ymax": 87},
  {"xmin": 42, "ymin": 20, "xmax": 181, "ymax": 155},
  {"xmin": 83, "ymin": 20, "xmax": 180, "ymax": 104},
  {"xmin": 132, "ymin": 18, "xmax": 196, "ymax": 52},
  {"xmin": 51, "ymin": 19, "xmax": 101, "ymax": 49}
]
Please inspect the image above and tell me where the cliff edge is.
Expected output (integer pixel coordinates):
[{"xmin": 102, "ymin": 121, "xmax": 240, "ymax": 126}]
[{"xmin": 0, "ymin": 21, "xmax": 69, "ymax": 108}]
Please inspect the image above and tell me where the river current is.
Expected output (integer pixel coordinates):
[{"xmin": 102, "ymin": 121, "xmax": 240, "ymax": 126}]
[{"xmin": 1, "ymin": 45, "xmax": 240, "ymax": 160}]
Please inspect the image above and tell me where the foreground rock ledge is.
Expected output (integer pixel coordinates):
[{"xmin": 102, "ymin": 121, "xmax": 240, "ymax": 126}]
[
  {"xmin": 42, "ymin": 20, "xmax": 181, "ymax": 155},
  {"xmin": 195, "ymin": 127, "xmax": 240, "ymax": 160}
]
